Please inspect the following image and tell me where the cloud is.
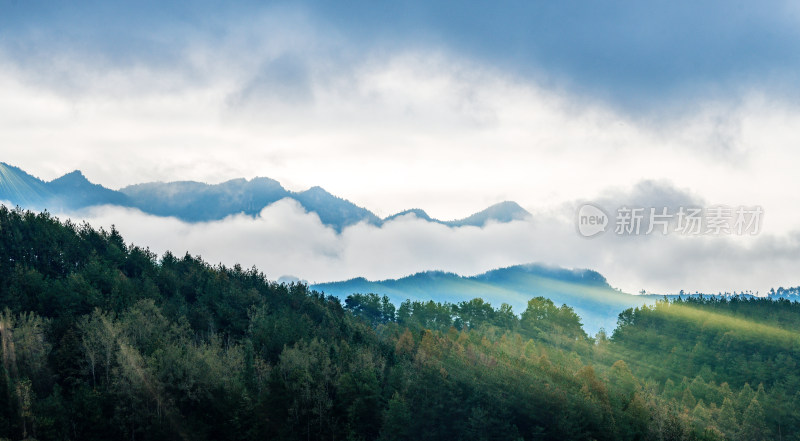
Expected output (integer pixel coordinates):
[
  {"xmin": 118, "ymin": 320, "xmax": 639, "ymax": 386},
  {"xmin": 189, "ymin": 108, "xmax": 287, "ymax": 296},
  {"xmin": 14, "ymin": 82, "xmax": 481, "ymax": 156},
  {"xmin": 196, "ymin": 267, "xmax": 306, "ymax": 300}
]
[
  {"xmin": 3, "ymin": 1, "xmax": 800, "ymax": 112},
  {"xmin": 229, "ymin": 54, "xmax": 314, "ymax": 108},
  {"xmin": 2, "ymin": 2, "xmax": 800, "ymax": 295},
  {"xmin": 50, "ymin": 191, "xmax": 800, "ymax": 296},
  {"xmin": 3, "ymin": 44, "xmax": 800, "ymax": 230},
  {"xmin": 587, "ymin": 180, "xmax": 705, "ymax": 214},
  {"xmin": 0, "ymin": 47, "xmax": 792, "ymax": 195}
]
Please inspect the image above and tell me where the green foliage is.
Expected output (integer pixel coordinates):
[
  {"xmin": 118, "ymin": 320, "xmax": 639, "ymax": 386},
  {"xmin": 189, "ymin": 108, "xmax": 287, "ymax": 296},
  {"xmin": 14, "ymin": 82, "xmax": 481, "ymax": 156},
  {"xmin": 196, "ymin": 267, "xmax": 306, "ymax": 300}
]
[
  {"xmin": 0, "ymin": 206, "xmax": 792, "ymax": 440},
  {"xmin": 610, "ymin": 297, "xmax": 800, "ymax": 440},
  {"xmin": 521, "ymin": 297, "xmax": 588, "ymax": 342},
  {"xmin": 345, "ymin": 293, "xmax": 395, "ymax": 326}
]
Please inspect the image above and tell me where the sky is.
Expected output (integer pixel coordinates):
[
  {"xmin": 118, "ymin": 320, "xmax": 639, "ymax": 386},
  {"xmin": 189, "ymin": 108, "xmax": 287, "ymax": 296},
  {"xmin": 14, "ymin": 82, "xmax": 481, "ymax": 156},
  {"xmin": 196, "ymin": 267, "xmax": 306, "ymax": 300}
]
[{"xmin": 2, "ymin": 1, "xmax": 800, "ymax": 293}]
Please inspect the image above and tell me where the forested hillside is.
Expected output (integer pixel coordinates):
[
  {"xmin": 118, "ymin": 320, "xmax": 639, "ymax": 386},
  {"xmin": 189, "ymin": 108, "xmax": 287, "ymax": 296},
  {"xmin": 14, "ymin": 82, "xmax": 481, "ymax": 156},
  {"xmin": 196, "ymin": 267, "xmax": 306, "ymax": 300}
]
[
  {"xmin": 608, "ymin": 297, "xmax": 800, "ymax": 440},
  {"xmin": 314, "ymin": 264, "xmax": 648, "ymax": 334},
  {"xmin": 0, "ymin": 206, "xmax": 797, "ymax": 440}
]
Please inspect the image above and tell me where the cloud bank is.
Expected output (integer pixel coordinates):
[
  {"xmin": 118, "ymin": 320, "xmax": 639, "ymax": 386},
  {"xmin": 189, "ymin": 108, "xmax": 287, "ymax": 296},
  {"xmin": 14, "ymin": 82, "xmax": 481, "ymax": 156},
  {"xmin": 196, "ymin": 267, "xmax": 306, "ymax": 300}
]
[
  {"xmin": 4, "ymin": 1, "xmax": 800, "ymax": 110},
  {"xmin": 53, "ymin": 192, "xmax": 799, "ymax": 296},
  {"xmin": 3, "ymin": 2, "xmax": 800, "ymax": 293},
  {"xmin": 3, "ymin": 48, "xmax": 800, "ymax": 228}
]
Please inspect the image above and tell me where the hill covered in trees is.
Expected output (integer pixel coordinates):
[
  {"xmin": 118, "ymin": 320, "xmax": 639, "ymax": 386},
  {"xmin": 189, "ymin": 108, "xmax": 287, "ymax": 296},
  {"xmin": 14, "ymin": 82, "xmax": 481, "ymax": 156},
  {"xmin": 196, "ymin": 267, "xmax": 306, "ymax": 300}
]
[
  {"xmin": 0, "ymin": 206, "xmax": 798, "ymax": 440},
  {"xmin": 314, "ymin": 265, "xmax": 652, "ymax": 334}
]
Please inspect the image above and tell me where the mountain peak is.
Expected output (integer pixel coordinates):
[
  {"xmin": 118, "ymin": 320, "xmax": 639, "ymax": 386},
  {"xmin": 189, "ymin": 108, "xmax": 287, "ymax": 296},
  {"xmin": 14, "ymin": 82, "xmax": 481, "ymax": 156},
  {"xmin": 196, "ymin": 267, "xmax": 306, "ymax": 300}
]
[
  {"xmin": 50, "ymin": 170, "xmax": 89, "ymax": 185},
  {"xmin": 447, "ymin": 200, "xmax": 531, "ymax": 227},
  {"xmin": 45, "ymin": 169, "xmax": 130, "ymax": 209},
  {"xmin": 302, "ymin": 186, "xmax": 332, "ymax": 196},
  {"xmin": 292, "ymin": 186, "xmax": 381, "ymax": 231},
  {"xmin": 384, "ymin": 208, "xmax": 433, "ymax": 222},
  {"xmin": 480, "ymin": 201, "xmax": 530, "ymax": 219}
]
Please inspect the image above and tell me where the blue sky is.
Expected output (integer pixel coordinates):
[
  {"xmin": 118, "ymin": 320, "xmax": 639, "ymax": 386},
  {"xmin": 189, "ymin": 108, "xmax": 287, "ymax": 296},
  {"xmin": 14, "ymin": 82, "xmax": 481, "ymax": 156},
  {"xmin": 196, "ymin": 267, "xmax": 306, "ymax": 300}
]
[{"xmin": 1, "ymin": 0, "xmax": 799, "ymax": 292}]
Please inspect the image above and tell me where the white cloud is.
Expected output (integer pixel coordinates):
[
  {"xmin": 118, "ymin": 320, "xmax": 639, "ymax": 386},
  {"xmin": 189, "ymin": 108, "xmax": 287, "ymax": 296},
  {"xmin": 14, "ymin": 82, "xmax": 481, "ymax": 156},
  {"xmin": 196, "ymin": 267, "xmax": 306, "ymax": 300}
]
[
  {"xmin": 3, "ymin": 48, "xmax": 800, "ymax": 226},
  {"xmin": 54, "ymin": 197, "xmax": 800, "ymax": 295},
  {"xmin": 3, "ymin": 8, "xmax": 800, "ymax": 293}
]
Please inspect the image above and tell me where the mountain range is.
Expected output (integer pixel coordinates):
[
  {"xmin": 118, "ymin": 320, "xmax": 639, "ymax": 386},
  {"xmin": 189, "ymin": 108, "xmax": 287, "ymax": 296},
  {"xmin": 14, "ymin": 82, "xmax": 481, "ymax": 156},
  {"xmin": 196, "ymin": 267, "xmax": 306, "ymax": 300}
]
[
  {"xmin": 4, "ymin": 162, "xmax": 793, "ymax": 335},
  {"xmin": 0, "ymin": 162, "xmax": 531, "ymax": 231},
  {"xmin": 311, "ymin": 263, "xmax": 788, "ymax": 335},
  {"xmin": 312, "ymin": 263, "xmax": 662, "ymax": 334}
]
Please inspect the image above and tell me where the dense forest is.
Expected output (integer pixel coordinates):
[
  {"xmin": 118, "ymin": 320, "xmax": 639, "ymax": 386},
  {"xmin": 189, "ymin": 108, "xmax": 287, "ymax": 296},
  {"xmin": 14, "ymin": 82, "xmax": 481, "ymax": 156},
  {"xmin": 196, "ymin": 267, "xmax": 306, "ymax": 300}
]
[{"xmin": 0, "ymin": 206, "xmax": 798, "ymax": 440}]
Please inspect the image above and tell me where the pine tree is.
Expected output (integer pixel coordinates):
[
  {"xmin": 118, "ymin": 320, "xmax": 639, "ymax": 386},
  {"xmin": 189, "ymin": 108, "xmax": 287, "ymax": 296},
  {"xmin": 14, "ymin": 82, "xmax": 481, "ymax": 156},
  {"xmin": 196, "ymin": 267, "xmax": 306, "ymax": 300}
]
[
  {"xmin": 737, "ymin": 398, "xmax": 769, "ymax": 441},
  {"xmin": 736, "ymin": 383, "xmax": 754, "ymax": 414},
  {"xmin": 691, "ymin": 400, "xmax": 710, "ymax": 433},
  {"xmin": 717, "ymin": 397, "xmax": 738, "ymax": 439},
  {"xmin": 681, "ymin": 388, "xmax": 697, "ymax": 410}
]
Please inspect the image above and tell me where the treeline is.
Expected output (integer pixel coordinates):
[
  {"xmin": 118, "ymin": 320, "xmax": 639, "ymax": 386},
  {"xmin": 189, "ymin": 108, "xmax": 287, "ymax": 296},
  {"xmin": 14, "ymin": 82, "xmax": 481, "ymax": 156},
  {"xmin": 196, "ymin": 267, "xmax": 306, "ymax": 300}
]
[
  {"xmin": 0, "ymin": 206, "xmax": 796, "ymax": 440},
  {"xmin": 770, "ymin": 286, "xmax": 800, "ymax": 298},
  {"xmin": 345, "ymin": 293, "xmax": 587, "ymax": 341}
]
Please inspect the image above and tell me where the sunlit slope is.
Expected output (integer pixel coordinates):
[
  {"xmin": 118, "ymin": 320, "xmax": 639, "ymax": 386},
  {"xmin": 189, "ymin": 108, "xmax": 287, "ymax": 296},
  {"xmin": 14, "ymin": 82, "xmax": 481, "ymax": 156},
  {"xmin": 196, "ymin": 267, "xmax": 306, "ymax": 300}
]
[
  {"xmin": 0, "ymin": 162, "xmax": 53, "ymax": 206},
  {"xmin": 609, "ymin": 298, "xmax": 800, "ymax": 388},
  {"xmin": 312, "ymin": 264, "xmax": 656, "ymax": 334},
  {"xmin": 659, "ymin": 303, "xmax": 800, "ymax": 347},
  {"xmin": 0, "ymin": 163, "xmax": 130, "ymax": 211}
]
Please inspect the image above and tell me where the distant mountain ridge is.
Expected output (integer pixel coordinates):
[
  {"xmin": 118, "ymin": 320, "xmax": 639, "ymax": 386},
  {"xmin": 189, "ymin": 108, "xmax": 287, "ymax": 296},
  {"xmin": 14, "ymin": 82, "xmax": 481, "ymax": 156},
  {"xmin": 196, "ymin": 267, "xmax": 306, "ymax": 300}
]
[
  {"xmin": 0, "ymin": 162, "xmax": 531, "ymax": 231},
  {"xmin": 312, "ymin": 263, "xmax": 794, "ymax": 334},
  {"xmin": 0, "ymin": 163, "xmax": 131, "ymax": 211},
  {"xmin": 119, "ymin": 177, "xmax": 289, "ymax": 221},
  {"xmin": 384, "ymin": 201, "xmax": 530, "ymax": 227},
  {"xmin": 312, "ymin": 263, "xmax": 649, "ymax": 334}
]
